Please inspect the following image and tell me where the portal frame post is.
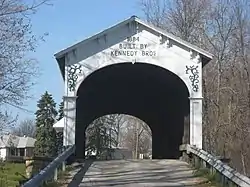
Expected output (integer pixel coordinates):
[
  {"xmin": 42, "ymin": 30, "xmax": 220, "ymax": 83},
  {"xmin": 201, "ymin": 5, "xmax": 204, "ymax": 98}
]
[
  {"xmin": 189, "ymin": 97, "xmax": 203, "ymax": 149},
  {"xmin": 63, "ymin": 96, "xmax": 77, "ymax": 146}
]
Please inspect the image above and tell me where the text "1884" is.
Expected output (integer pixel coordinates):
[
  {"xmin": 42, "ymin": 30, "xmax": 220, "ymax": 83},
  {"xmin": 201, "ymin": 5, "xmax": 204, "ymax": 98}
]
[{"xmin": 127, "ymin": 36, "xmax": 140, "ymax": 42}]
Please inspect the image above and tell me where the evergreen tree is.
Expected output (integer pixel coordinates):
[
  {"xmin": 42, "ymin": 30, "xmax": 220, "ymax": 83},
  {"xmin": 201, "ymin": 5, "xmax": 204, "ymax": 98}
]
[
  {"xmin": 85, "ymin": 115, "xmax": 118, "ymax": 158},
  {"xmin": 85, "ymin": 117, "xmax": 107, "ymax": 157},
  {"xmin": 33, "ymin": 91, "xmax": 58, "ymax": 157},
  {"xmin": 56, "ymin": 100, "xmax": 64, "ymax": 154},
  {"xmin": 58, "ymin": 100, "xmax": 64, "ymax": 120}
]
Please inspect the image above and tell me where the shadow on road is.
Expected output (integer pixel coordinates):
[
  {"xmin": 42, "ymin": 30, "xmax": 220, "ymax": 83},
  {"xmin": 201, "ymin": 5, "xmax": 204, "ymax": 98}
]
[
  {"xmin": 76, "ymin": 159, "xmax": 208, "ymax": 187},
  {"xmin": 67, "ymin": 159, "xmax": 94, "ymax": 187}
]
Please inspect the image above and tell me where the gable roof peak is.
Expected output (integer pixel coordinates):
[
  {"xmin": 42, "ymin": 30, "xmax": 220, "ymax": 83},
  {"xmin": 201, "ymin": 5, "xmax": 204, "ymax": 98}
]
[{"xmin": 54, "ymin": 15, "xmax": 213, "ymax": 63}]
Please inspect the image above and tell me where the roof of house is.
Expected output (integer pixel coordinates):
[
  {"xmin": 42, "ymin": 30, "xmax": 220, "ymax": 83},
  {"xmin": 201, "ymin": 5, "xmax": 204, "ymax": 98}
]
[
  {"xmin": 17, "ymin": 136, "xmax": 36, "ymax": 148},
  {"xmin": 53, "ymin": 118, "xmax": 64, "ymax": 133},
  {"xmin": 53, "ymin": 117, "xmax": 64, "ymax": 129},
  {"xmin": 0, "ymin": 134, "xmax": 36, "ymax": 148},
  {"xmin": 54, "ymin": 15, "xmax": 213, "ymax": 63}
]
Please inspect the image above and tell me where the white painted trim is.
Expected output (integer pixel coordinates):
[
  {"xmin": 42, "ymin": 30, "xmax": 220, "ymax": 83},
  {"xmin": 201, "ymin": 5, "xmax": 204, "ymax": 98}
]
[{"xmin": 54, "ymin": 16, "xmax": 213, "ymax": 61}]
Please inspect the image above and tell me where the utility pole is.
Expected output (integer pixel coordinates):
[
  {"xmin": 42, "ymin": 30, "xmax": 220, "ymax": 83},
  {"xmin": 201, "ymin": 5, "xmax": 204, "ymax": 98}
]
[
  {"xmin": 109, "ymin": 128, "xmax": 112, "ymax": 148},
  {"xmin": 104, "ymin": 127, "xmax": 107, "ymax": 148},
  {"xmin": 135, "ymin": 122, "xmax": 139, "ymax": 159},
  {"xmin": 96, "ymin": 127, "xmax": 100, "ymax": 156}
]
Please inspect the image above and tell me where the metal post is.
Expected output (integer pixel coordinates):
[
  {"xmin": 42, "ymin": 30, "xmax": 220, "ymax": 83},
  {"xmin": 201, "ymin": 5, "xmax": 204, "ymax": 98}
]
[
  {"xmin": 54, "ymin": 168, "xmax": 58, "ymax": 181},
  {"xmin": 62, "ymin": 161, "xmax": 65, "ymax": 172}
]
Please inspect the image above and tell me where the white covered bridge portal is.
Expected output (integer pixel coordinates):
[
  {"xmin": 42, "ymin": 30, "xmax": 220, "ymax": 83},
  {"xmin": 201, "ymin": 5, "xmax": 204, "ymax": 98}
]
[{"xmin": 53, "ymin": 16, "xmax": 213, "ymax": 159}]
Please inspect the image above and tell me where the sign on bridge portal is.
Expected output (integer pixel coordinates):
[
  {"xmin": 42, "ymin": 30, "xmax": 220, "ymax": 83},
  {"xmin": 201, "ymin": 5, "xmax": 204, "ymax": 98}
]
[{"xmin": 110, "ymin": 36, "xmax": 157, "ymax": 57}]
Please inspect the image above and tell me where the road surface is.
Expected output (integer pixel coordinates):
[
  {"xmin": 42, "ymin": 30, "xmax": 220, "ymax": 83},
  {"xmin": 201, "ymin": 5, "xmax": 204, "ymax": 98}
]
[{"xmin": 64, "ymin": 159, "xmax": 208, "ymax": 187}]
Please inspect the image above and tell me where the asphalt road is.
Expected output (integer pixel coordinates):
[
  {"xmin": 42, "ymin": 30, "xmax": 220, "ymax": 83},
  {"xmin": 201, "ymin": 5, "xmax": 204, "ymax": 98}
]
[{"xmin": 66, "ymin": 159, "xmax": 207, "ymax": 187}]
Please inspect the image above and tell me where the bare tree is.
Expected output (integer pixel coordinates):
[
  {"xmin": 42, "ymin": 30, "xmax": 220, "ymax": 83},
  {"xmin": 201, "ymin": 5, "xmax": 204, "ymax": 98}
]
[
  {"xmin": 0, "ymin": 0, "xmax": 50, "ymax": 132},
  {"xmin": 120, "ymin": 115, "xmax": 152, "ymax": 158},
  {"xmin": 139, "ymin": 0, "xmax": 250, "ymax": 175},
  {"xmin": 105, "ymin": 114, "xmax": 126, "ymax": 147},
  {"xmin": 12, "ymin": 118, "xmax": 36, "ymax": 138},
  {"xmin": 0, "ymin": 111, "xmax": 16, "ymax": 135},
  {"xmin": 140, "ymin": 0, "xmax": 169, "ymax": 29},
  {"xmin": 229, "ymin": 0, "xmax": 250, "ymax": 175},
  {"xmin": 140, "ymin": 0, "xmax": 210, "ymax": 44}
]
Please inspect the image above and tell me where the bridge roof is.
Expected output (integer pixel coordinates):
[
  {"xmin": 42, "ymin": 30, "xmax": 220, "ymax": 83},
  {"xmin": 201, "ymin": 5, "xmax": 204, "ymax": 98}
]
[{"xmin": 55, "ymin": 16, "xmax": 213, "ymax": 77}]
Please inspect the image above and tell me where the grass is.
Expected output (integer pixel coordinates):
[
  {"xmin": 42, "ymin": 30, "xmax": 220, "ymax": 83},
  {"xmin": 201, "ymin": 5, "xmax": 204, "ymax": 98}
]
[
  {"xmin": 0, "ymin": 160, "xmax": 75, "ymax": 187},
  {"xmin": 193, "ymin": 167, "xmax": 223, "ymax": 187},
  {"xmin": 0, "ymin": 162, "xmax": 27, "ymax": 187},
  {"xmin": 43, "ymin": 165, "xmax": 75, "ymax": 187}
]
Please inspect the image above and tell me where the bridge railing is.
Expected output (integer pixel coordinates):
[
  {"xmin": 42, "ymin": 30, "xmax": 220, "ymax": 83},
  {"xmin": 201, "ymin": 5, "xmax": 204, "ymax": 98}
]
[
  {"xmin": 22, "ymin": 145, "xmax": 75, "ymax": 187},
  {"xmin": 180, "ymin": 144, "xmax": 250, "ymax": 187}
]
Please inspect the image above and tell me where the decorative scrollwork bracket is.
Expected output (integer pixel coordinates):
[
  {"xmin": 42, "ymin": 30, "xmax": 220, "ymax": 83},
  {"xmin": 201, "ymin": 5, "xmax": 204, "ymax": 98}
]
[
  {"xmin": 159, "ymin": 34, "xmax": 172, "ymax": 48},
  {"xmin": 190, "ymin": 50, "xmax": 201, "ymax": 63},
  {"xmin": 186, "ymin": 65, "xmax": 199, "ymax": 92},
  {"xmin": 67, "ymin": 64, "xmax": 82, "ymax": 92}
]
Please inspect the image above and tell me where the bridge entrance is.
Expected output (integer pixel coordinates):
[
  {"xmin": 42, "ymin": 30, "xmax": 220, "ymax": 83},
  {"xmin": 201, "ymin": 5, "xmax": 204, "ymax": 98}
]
[
  {"xmin": 76, "ymin": 63, "xmax": 189, "ymax": 159},
  {"xmin": 53, "ymin": 16, "xmax": 213, "ymax": 159}
]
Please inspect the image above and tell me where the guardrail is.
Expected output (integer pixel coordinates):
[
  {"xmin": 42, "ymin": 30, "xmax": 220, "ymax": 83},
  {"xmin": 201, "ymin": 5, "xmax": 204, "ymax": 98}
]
[
  {"xmin": 180, "ymin": 144, "xmax": 250, "ymax": 187},
  {"xmin": 22, "ymin": 145, "xmax": 75, "ymax": 187}
]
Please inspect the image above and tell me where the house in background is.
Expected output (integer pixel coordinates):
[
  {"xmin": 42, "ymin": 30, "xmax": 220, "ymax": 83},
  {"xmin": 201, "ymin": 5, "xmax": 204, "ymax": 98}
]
[
  {"xmin": 53, "ymin": 118, "xmax": 64, "ymax": 132},
  {"xmin": 0, "ymin": 134, "xmax": 36, "ymax": 161}
]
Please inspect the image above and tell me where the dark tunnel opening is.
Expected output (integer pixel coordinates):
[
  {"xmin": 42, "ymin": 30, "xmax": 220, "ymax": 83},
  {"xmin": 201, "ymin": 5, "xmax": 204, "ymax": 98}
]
[{"xmin": 75, "ymin": 62, "xmax": 190, "ymax": 159}]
